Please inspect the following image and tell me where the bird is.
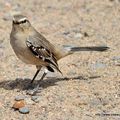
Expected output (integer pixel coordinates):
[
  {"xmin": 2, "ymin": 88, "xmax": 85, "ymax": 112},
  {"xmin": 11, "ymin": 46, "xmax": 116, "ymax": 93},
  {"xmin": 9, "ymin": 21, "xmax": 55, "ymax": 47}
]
[{"xmin": 10, "ymin": 14, "xmax": 109, "ymax": 95}]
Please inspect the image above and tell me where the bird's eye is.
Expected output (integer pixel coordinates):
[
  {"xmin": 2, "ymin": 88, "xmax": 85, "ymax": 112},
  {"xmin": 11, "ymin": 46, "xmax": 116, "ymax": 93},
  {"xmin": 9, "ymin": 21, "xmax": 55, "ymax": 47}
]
[
  {"xmin": 24, "ymin": 20, "xmax": 27, "ymax": 23},
  {"xmin": 21, "ymin": 19, "xmax": 27, "ymax": 23},
  {"xmin": 13, "ymin": 19, "xmax": 28, "ymax": 25}
]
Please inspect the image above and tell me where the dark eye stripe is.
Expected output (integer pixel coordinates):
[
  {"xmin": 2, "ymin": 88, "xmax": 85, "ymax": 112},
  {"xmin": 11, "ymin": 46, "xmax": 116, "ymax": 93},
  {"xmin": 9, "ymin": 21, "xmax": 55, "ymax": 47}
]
[
  {"xmin": 22, "ymin": 20, "xmax": 27, "ymax": 23},
  {"xmin": 13, "ymin": 21, "xmax": 20, "ymax": 24},
  {"xmin": 13, "ymin": 19, "xmax": 27, "ymax": 25}
]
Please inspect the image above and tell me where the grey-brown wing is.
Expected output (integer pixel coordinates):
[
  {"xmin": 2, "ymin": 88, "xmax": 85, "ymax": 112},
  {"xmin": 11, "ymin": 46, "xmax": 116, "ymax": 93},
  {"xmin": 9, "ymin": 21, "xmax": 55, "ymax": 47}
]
[{"xmin": 26, "ymin": 36, "xmax": 62, "ymax": 73}]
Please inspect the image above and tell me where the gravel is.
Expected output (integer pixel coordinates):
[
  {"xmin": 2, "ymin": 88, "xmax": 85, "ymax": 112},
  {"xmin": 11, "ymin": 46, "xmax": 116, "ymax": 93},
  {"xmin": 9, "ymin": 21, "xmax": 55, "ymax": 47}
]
[
  {"xmin": 0, "ymin": 0, "xmax": 119, "ymax": 119},
  {"xmin": 19, "ymin": 107, "xmax": 30, "ymax": 114}
]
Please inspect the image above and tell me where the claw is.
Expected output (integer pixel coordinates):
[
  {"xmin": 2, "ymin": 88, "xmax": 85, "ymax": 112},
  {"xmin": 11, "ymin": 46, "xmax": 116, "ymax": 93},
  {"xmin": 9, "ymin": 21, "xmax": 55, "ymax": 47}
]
[{"xmin": 26, "ymin": 85, "xmax": 43, "ymax": 95}]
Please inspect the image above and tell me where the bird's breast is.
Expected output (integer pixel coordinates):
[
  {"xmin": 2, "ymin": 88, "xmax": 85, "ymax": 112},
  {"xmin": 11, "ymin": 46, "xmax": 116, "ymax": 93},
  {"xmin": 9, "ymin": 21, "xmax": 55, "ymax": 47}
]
[{"xmin": 10, "ymin": 34, "xmax": 46, "ymax": 65}]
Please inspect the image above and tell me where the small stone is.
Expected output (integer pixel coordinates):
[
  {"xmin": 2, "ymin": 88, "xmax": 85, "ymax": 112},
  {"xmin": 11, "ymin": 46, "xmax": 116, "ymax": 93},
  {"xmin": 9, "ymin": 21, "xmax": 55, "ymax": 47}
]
[
  {"xmin": 19, "ymin": 107, "xmax": 29, "ymax": 114},
  {"xmin": 13, "ymin": 100, "xmax": 25, "ymax": 109},
  {"xmin": 15, "ymin": 95, "xmax": 25, "ymax": 101}
]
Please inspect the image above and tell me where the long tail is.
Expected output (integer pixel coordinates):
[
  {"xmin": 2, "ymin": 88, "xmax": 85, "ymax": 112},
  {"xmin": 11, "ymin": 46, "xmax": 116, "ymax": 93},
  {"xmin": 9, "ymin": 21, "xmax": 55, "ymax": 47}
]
[
  {"xmin": 57, "ymin": 45, "xmax": 109, "ymax": 60},
  {"xmin": 69, "ymin": 46, "xmax": 109, "ymax": 52}
]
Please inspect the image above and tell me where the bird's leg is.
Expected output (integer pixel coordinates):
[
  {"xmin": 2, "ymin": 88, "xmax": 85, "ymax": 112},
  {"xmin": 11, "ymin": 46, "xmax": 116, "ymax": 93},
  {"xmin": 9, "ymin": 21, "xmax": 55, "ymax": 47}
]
[
  {"xmin": 26, "ymin": 68, "xmax": 48, "ymax": 95},
  {"xmin": 26, "ymin": 68, "xmax": 41, "ymax": 90},
  {"xmin": 31, "ymin": 69, "xmax": 40, "ymax": 84},
  {"xmin": 33, "ymin": 70, "xmax": 47, "ymax": 92},
  {"xmin": 30, "ymin": 65, "xmax": 42, "ymax": 84}
]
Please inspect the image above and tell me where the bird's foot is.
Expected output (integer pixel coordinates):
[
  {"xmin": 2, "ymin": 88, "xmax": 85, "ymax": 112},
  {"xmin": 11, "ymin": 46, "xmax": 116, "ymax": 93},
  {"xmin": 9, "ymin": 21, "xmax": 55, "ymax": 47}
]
[
  {"xmin": 25, "ymin": 83, "xmax": 35, "ymax": 90},
  {"xmin": 26, "ymin": 85, "xmax": 43, "ymax": 96}
]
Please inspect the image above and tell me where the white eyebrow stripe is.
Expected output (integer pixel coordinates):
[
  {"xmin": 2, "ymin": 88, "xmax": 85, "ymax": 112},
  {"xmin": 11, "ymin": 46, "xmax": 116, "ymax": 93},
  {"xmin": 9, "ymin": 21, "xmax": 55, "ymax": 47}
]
[
  {"xmin": 18, "ymin": 17, "xmax": 27, "ymax": 22},
  {"xmin": 13, "ymin": 17, "xmax": 27, "ymax": 23}
]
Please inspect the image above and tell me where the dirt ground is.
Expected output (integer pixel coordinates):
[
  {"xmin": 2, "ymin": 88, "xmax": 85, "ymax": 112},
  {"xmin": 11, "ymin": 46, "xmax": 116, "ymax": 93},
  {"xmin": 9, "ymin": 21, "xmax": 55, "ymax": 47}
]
[{"xmin": 0, "ymin": 0, "xmax": 120, "ymax": 119}]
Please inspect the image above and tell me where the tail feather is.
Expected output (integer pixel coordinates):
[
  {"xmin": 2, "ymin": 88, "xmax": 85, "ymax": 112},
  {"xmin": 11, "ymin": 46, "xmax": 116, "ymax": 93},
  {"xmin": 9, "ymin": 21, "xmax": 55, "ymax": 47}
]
[
  {"xmin": 60, "ymin": 45, "xmax": 109, "ymax": 59},
  {"xmin": 70, "ymin": 46, "xmax": 109, "ymax": 52}
]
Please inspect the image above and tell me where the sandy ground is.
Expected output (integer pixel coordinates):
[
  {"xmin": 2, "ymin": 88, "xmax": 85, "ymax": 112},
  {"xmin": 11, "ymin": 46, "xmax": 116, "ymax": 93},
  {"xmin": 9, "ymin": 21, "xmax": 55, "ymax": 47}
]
[{"xmin": 0, "ymin": 0, "xmax": 120, "ymax": 119}]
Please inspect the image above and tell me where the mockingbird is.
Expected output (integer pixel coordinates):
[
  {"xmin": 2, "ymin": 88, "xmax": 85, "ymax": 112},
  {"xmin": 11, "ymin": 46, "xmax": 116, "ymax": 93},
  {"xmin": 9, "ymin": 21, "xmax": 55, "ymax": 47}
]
[{"xmin": 10, "ymin": 15, "xmax": 109, "ymax": 95}]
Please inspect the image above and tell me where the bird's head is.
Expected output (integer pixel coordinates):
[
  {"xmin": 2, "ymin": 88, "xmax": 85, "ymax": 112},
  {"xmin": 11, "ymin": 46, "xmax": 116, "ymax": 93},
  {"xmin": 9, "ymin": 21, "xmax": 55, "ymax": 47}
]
[{"xmin": 12, "ymin": 14, "xmax": 31, "ymax": 31}]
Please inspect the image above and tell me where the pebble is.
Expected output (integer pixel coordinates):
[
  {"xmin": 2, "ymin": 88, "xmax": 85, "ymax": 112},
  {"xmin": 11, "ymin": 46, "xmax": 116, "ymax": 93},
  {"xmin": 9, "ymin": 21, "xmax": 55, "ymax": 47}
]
[
  {"xmin": 13, "ymin": 100, "xmax": 25, "ymax": 109},
  {"xmin": 15, "ymin": 95, "xmax": 25, "ymax": 101},
  {"xmin": 19, "ymin": 107, "xmax": 29, "ymax": 114}
]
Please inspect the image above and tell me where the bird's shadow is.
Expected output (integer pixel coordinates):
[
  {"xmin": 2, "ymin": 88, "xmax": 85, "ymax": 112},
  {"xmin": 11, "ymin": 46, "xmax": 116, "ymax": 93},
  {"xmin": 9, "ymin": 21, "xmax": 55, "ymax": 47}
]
[{"xmin": 0, "ymin": 75, "xmax": 100, "ymax": 91}]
